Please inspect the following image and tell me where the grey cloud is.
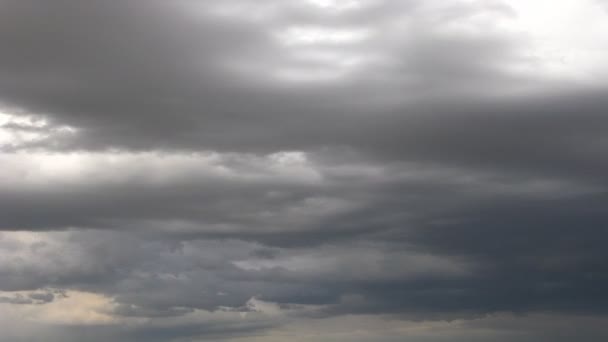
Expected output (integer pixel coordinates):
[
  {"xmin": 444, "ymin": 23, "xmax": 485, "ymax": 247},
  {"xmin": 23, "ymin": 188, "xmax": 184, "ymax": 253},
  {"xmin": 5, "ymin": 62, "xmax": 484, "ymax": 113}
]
[
  {"xmin": 1, "ymin": 0, "xmax": 608, "ymax": 341},
  {"xmin": 0, "ymin": 313, "xmax": 279, "ymax": 342},
  {"xmin": 0, "ymin": 294, "xmax": 35, "ymax": 305},
  {"xmin": 0, "ymin": 291, "xmax": 55, "ymax": 305},
  {"xmin": 0, "ymin": 0, "xmax": 532, "ymax": 153}
]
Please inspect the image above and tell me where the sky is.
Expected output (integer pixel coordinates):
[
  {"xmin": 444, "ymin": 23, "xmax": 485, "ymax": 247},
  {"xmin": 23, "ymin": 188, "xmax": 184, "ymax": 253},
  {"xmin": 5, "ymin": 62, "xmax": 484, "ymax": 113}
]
[{"xmin": 1, "ymin": 0, "xmax": 608, "ymax": 341}]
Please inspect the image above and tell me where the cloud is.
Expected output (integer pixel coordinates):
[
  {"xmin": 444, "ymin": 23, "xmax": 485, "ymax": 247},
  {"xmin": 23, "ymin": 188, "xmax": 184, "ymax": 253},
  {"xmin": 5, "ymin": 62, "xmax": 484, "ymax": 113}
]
[{"xmin": 1, "ymin": 0, "xmax": 608, "ymax": 341}]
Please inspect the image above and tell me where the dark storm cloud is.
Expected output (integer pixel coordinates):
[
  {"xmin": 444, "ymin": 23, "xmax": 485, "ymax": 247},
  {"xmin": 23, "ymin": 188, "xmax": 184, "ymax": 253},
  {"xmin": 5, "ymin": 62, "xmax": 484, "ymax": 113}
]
[
  {"xmin": 0, "ymin": 0, "xmax": 528, "ymax": 153},
  {"xmin": 2, "ymin": 0, "xmax": 607, "ymax": 184},
  {"xmin": 1, "ymin": 0, "xmax": 608, "ymax": 341}
]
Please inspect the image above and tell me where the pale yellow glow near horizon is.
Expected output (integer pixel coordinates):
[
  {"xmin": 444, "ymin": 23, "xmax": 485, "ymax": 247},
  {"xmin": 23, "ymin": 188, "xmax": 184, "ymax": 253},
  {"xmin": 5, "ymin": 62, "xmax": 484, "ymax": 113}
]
[{"xmin": 0, "ymin": 290, "xmax": 117, "ymax": 325}]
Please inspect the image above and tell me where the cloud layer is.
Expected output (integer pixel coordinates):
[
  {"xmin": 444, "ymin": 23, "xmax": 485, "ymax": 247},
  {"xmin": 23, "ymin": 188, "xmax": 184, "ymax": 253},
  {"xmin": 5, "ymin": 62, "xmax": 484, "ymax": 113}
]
[{"xmin": 1, "ymin": 0, "xmax": 608, "ymax": 341}]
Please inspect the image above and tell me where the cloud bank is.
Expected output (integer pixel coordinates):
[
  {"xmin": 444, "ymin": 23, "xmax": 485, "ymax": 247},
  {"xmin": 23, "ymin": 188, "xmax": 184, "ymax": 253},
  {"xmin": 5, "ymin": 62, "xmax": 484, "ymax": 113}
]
[{"xmin": 1, "ymin": 0, "xmax": 608, "ymax": 341}]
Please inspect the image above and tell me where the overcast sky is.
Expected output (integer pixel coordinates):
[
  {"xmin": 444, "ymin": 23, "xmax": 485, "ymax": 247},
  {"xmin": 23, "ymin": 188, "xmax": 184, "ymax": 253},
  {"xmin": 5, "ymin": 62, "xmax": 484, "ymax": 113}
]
[{"xmin": 1, "ymin": 0, "xmax": 608, "ymax": 341}]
